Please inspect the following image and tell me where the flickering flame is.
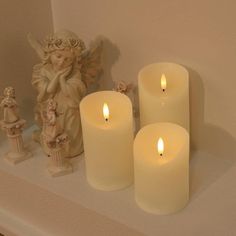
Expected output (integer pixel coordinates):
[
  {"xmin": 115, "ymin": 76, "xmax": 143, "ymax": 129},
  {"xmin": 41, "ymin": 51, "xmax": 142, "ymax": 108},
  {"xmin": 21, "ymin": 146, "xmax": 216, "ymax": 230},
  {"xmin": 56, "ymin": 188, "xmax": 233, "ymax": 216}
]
[
  {"xmin": 157, "ymin": 138, "xmax": 164, "ymax": 156},
  {"xmin": 161, "ymin": 74, "xmax": 167, "ymax": 92},
  {"xmin": 103, "ymin": 103, "xmax": 109, "ymax": 121}
]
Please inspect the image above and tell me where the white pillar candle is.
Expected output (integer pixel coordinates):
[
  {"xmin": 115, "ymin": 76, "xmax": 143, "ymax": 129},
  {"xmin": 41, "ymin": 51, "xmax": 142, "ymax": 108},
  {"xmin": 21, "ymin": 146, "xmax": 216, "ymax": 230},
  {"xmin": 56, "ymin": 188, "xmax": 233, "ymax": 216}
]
[
  {"xmin": 138, "ymin": 62, "xmax": 189, "ymax": 131},
  {"xmin": 134, "ymin": 122, "xmax": 189, "ymax": 215},
  {"xmin": 80, "ymin": 91, "xmax": 134, "ymax": 191}
]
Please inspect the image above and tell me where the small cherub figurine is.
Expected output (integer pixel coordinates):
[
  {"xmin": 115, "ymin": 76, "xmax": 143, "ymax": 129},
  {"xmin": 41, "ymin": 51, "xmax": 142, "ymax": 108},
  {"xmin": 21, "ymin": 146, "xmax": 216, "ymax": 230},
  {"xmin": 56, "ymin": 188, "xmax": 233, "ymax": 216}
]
[
  {"xmin": 0, "ymin": 87, "xmax": 32, "ymax": 164},
  {"xmin": 113, "ymin": 80, "xmax": 138, "ymax": 132},
  {"xmin": 28, "ymin": 29, "xmax": 103, "ymax": 158},
  {"xmin": 41, "ymin": 98, "xmax": 63, "ymax": 150},
  {"xmin": 0, "ymin": 87, "xmax": 19, "ymax": 124},
  {"xmin": 41, "ymin": 99, "xmax": 72, "ymax": 177},
  {"xmin": 113, "ymin": 80, "xmax": 133, "ymax": 94}
]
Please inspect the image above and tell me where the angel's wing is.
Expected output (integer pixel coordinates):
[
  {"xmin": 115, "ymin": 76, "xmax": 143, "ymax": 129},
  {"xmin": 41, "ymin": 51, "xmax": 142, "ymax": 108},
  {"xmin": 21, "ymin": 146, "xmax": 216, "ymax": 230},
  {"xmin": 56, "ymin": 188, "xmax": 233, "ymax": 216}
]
[
  {"xmin": 27, "ymin": 33, "xmax": 44, "ymax": 60},
  {"xmin": 79, "ymin": 41, "xmax": 103, "ymax": 87}
]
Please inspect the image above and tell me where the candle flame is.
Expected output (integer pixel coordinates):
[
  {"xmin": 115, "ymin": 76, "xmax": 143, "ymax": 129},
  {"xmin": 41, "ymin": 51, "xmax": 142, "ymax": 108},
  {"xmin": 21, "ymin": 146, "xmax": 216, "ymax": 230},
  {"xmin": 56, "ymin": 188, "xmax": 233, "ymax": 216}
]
[
  {"xmin": 103, "ymin": 103, "xmax": 109, "ymax": 121},
  {"xmin": 161, "ymin": 74, "xmax": 167, "ymax": 92},
  {"xmin": 157, "ymin": 138, "xmax": 164, "ymax": 156}
]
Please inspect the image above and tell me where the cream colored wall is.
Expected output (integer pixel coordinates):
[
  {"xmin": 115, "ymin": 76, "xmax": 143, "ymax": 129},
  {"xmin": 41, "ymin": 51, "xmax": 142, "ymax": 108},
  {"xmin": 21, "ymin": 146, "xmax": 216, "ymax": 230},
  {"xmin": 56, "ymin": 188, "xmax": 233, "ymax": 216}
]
[
  {"xmin": 1, "ymin": 0, "xmax": 234, "ymax": 155},
  {"xmin": 51, "ymin": 0, "xmax": 236, "ymax": 158},
  {"xmin": 0, "ymin": 0, "xmax": 53, "ymax": 128}
]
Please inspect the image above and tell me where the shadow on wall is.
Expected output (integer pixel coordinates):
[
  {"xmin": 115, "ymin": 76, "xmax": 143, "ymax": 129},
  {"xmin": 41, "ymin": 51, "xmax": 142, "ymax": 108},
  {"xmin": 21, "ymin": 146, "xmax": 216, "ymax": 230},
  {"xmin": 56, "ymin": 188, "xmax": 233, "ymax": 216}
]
[
  {"xmin": 90, "ymin": 36, "xmax": 120, "ymax": 91},
  {"xmin": 188, "ymin": 67, "xmax": 236, "ymax": 200},
  {"xmin": 88, "ymin": 37, "xmax": 141, "ymax": 129},
  {"xmin": 89, "ymin": 36, "xmax": 141, "ymax": 123}
]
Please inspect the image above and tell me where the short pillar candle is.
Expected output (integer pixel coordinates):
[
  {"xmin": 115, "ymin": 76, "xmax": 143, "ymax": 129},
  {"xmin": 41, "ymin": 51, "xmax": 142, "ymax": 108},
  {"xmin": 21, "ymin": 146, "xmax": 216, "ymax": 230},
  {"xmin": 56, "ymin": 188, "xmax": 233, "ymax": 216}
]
[
  {"xmin": 80, "ymin": 91, "xmax": 134, "ymax": 191},
  {"xmin": 138, "ymin": 62, "xmax": 189, "ymax": 131},
  {"xmin": 133, "ymin": 122, "xmax": 189, "ymax": 215}
]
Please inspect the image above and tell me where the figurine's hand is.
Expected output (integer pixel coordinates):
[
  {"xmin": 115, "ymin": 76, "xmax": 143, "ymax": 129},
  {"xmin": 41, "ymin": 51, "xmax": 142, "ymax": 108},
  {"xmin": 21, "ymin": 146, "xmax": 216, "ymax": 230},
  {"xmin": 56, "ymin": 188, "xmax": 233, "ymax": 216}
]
[
  {"xmin": 51, "ymin": 75, "xmax": 59, "ymax": 82},
  {"xmin": 57, "ymin": 66, "xmax": 72, "ymax": 79},
  {"xmin": 47, "ymin": 76, "xmax": 59, "ymax": 94}
]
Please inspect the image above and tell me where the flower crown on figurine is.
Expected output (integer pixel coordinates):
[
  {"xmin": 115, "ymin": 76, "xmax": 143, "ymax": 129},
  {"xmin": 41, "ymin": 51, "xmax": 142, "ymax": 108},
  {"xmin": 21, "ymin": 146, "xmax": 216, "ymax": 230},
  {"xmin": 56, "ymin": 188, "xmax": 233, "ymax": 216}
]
[{"xmin": 44, "ymin": 36, "xmax": 86, "ymax": 52}]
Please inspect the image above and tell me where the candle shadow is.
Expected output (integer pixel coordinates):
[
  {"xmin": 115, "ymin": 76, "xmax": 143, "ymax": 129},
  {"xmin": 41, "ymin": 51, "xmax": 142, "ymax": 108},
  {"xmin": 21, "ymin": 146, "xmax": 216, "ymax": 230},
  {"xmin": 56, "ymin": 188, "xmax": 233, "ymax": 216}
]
[
  {"xmin": 187, "ymin": 67, "xmax": 236, "ymax": 200},
  {"xmin": 87, "ymin": 36, "xmax": 120, "ymax": 93}
]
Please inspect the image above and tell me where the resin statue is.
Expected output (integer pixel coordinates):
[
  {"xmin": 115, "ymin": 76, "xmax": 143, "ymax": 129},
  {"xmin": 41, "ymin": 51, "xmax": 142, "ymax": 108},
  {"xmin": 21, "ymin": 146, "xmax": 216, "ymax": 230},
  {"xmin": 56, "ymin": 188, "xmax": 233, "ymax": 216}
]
[
  {"xmin": 113, "ymin": 80, "xmax": 133, "ymax": 94},
  {"xmin": 41, "ymin": 98, "xmax": 63, "ymax": 153},
  {"xmin": 28, "ymin": 29, "xmax": 103, "ymax": 157},
  {"xmin": 0, "ymin": 87, "xmax": 20, "ymax": 123},
  {"xmin": 41, "ymin": 99, "xmax": 72, "ymax": 177},
  {"xmin": 113, "ymin": 80, "xmax": 137, "ymax": 132},
  {"xmin": 0, "ymin": 87, "xmax": 32, "ymax": 164}
]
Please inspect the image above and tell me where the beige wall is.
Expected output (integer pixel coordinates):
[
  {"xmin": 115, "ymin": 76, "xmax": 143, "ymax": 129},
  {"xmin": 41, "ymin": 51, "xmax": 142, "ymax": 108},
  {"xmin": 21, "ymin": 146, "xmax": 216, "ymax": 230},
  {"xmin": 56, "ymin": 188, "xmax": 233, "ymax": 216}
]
[
  {"xmin": 0, "ymin": 1, "xmax": 235, "ymax": 152},
  {"xmin": 1, "ymin": 0, "xmax": 235, "ymax": 154},
  {"xmin": 51, "ymin": 0, "xmax": 236, "ymax": 157},
  {"xmin": 0, "ymin": 0, "xmax": 53, "ymax": 128}
]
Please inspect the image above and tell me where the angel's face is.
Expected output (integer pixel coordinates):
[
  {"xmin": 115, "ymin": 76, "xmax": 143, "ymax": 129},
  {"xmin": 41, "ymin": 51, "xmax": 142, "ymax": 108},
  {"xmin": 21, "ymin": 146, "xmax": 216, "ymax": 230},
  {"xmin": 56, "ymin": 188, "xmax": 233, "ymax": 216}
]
[
  {"xmin": 50, "ymin": 48, "xmax": 75, "ymax": 71},
  {"xmin": 4, "ymin": 87, "xmax": 15, "ymax": 98}
]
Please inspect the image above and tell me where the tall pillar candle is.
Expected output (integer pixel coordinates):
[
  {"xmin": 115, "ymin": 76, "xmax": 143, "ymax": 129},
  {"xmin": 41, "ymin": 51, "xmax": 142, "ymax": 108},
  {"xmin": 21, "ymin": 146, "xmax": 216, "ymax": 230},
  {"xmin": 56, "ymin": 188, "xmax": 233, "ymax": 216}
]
[
  {"xmin": 134, "ymin": 122, "xmax": 189, "ymax": 214},
  {"xmin": 138, "ymin": 62, "xmax": 189, "ymax": 131},
  {"xmin": 80, "ymin": 91, "xmax": 134, "ymax": 191}
]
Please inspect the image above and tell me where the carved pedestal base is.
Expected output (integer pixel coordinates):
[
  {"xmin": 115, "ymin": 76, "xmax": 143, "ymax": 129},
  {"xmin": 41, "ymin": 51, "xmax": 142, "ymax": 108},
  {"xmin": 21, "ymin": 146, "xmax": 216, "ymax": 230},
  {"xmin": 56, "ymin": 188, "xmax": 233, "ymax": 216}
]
[
  {"xmin": 46, "ymin": 133, "xmax": 73, "ymax": 177},
  {"xmin": 47, "ymin": 161, "xmax": 73, "ymax": 177},
  {"xmin": 5, "ymin": 151, "xmax": 32, "ymax": 165},
  {"xmin": 0, "ymin": 119, "xmax": 32, "ymax": 165}
]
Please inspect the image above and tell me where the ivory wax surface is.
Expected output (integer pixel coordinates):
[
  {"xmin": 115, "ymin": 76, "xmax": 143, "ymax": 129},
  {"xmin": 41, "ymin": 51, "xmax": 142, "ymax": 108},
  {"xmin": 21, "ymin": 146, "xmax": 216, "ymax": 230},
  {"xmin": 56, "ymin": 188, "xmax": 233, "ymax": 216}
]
[
  {"xmin": 80, "ymin": 91, "xmax": 134, "ymax": 191},
  {"xmin": 134, "ymin": 122, "xmax": 189, "ymax": 214},
  {"xmin": 138, "ymin": 62, "xmax": 189, "ymax": 131}
]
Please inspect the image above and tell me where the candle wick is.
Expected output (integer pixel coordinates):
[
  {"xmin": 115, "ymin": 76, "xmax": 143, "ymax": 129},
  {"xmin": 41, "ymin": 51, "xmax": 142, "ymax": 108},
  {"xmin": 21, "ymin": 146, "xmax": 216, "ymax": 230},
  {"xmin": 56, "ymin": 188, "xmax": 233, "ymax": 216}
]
[
  {"xmin": 162, "ymin": 89, "xmax": 165, "ymax": 92},
  {"xmin": 160, "ymin": 153, "xmax": 163, "ymax": 157},
  {"xmin": 105, "ymin": 118, "xmax": 108, "ymax": 122}
]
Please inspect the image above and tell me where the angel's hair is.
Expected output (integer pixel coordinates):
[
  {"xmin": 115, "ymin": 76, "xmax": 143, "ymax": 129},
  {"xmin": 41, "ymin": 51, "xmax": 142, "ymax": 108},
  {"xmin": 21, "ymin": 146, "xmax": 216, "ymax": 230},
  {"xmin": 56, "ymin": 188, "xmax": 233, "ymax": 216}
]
[{"xmin": 42, "ymin": 30, "xmax": 86, "ymax": 65}]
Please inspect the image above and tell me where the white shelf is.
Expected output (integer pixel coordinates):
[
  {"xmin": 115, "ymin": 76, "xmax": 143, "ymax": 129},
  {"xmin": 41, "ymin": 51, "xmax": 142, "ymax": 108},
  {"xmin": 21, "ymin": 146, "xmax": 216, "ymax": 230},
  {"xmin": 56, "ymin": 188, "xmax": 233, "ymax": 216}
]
[{"xmin": 0, "ymin": 126, "xmax": 235, "ymax": 236}]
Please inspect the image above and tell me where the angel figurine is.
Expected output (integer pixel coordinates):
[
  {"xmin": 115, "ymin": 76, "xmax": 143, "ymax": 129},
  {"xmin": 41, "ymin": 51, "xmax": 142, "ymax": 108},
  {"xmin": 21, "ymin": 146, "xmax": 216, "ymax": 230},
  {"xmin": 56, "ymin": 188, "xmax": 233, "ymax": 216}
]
[
  {"xmin": 0, "ymin": 87, "xmax": 20, "ymax": 124},
  {"xmin": 113, "ymin": 80, "xmax": 133, "ymax": 94},
  {"xmin": 41, "ymin": 98, "xmax": 63, "ymax": 153},
  {"xmin": 28, "ymin": 29, "xmax": 102, "ymax": 158},
  {"xmin": 41, "ymin": 99, "xmax": 72, "ymax": 177},
  {"xmin": 0, "ymin": 87, "xmax": 32, "ymax": 164}
]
